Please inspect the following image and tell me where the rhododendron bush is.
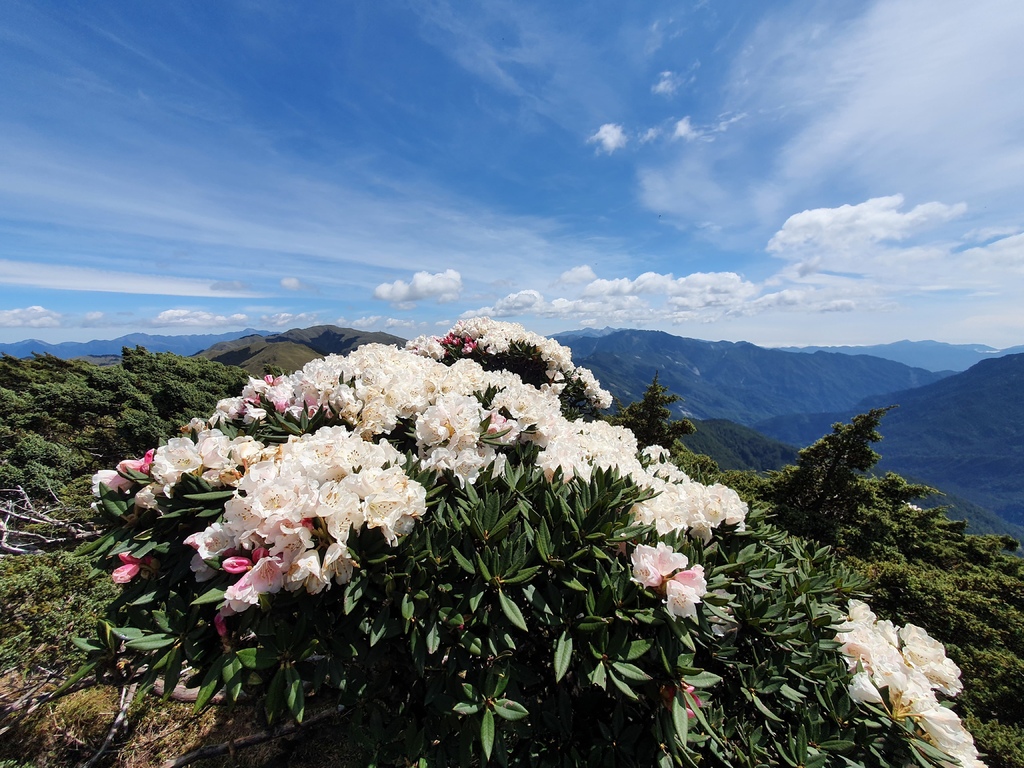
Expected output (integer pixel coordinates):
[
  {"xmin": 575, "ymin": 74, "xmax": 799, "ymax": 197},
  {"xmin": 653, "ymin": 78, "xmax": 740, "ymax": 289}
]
[{"xmin": 78, "ymin": 319, "xmax": 984, "ymax": 767}]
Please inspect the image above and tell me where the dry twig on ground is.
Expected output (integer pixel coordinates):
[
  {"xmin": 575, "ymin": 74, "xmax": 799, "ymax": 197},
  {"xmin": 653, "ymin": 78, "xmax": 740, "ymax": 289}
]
[{"xmin": 0, "ymin": 486, "xmax": 99, "ymax": 555}]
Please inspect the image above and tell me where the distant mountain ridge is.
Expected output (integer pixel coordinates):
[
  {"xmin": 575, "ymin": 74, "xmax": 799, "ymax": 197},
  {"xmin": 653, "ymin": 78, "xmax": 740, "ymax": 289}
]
[
  {"xmin": 776, "ymin": 339, "xmax": 1024, "ymax": 372},
  {"xmin": 195, "ymin": 325, "xmax": 405, "ymax": 375},
  {"xmin": 0, "ymin": 329, "xmax": 273, "ymax": 359},
  {"xmin": 559, "ymin": 329, "xmax": 948, "ymax": 426}
]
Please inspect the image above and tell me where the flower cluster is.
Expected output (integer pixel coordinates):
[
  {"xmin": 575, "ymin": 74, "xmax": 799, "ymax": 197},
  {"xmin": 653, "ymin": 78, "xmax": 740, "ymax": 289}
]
[
  {"xmin": 406, "ymin": 317, "xmax": 613, "ymax": 411},
  {"xmin": 630, "ymin": 542, "xmax": 707, "ymax": 619},
  {"xmin": 94, "ymin": 320, "xmax": 748, "ymax": 622},
  {"xmin": 837, "ymin": 600, "xmax": 983, "ymax": 768},
  {"xmin": 185, "ymin": 426, "xmax": 426, "ymax": 614}
]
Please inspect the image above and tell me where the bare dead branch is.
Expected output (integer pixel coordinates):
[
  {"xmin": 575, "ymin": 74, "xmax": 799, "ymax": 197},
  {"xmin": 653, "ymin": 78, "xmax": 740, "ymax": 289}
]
[
  {"xmin": 78, "ymin": 682, "xmax": 137, "ymax": 768},
  {"xmin": 0, "ymin": 486, "xmax": 100, "ymax": 556}
]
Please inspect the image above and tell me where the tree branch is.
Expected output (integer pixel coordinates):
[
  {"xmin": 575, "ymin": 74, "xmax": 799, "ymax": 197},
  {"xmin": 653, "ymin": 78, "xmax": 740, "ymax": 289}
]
[{"xmin": 78, "ymin": 682, "xmax": 137, "ymax": 768}]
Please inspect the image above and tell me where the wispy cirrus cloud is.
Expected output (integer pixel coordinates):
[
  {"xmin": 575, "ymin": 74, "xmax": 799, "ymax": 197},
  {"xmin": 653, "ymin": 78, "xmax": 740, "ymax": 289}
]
[{"xmin": 0, "ymin": 259, "xmax": 268, "ymax": 297}]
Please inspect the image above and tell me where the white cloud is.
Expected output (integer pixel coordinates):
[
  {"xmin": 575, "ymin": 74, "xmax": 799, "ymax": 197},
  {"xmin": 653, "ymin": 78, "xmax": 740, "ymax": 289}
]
[
  {"xmin": 463, "ymin": 289, "xmax": 547, "ymax": 318},
  {"xmin": 373, "ymin": 269, "xmax": 463, "ymax": 305},
  {"xmin": 336, "ymin": 315, "xmax": 382, "ymax": 330},
  {"xmin": 652, "ymin": 71, "xmax": 681, "ymax": 96},
  {"xmin": 583, "ymin": 271, "xmax": 758, "ymax": 304},
  {"xmin": 558, "ymin": 265, "xmax": 597, "ymax": 284},
  {"xmin": 280, "ymin": 277, "xmax": 304, "ymax": 291},
  {"xmin": 767, "ymin": 195, "xmax": 966, "ymax": 255},
  {"xmin": 0, "ymin": 259, "xmax": 268, "ymax": 298},
  {"xmin": 640, "ymin": 127, "xmax": 662, "ymax": 143},
  {"xmin": 961, "ymin": 232, "xmax": 1024, "ymax": 271},
  {"xmin": 0, "ymin": 305, "xmax": 62, "ymax": 328},
  {"xmin": 672, "ymin": 117, "xmax": 701, "ymax": 141},
  {"xmin": 736, "ymin": 1, "xmax": 1024, "ymax": 215},
  {"xmin": 588, "ymin": 123, "xmax": 628, "ymax": 154},
  {"xmin": 260, "ymin": 312, "xmax": 321, "ymax": 328},
  {"xmin": 150, "ymin": 310, "xmax": 250, "ymax": 327},
  {"xmin": 962, "ymin": 225, "xmax": 1022, "ymax": 244}
]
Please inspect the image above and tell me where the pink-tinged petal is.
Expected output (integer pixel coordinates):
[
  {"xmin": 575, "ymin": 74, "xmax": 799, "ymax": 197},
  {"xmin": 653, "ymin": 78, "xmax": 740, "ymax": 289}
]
[
  {"xmin": 252, "ymin": 547, "xmax": 271, "ymax": 562},
  {"xmin": 222, "ymin": 556, "xmax": 253, "ymax": 574},
  {"xmin": 630, "ymin": 544, "xmax": 665, "ymax": 588},
  {"xmin": 118, "ymin": 551, "xmax": 142, "ymax": 566},
  {"xmin": 671, "ymin": 564, "xmax": 707, "ymax": 591},
  {"xmin": 248, "ymin": 555, "xmax": 285, "ymax": 593},
  {"xmin": 112, "ymin": 563, "xmax": 140, "ymax": 583}
]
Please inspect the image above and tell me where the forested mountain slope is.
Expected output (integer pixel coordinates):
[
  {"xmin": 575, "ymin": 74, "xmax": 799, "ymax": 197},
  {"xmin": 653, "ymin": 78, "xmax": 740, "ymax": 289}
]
[
  {"xmin": 560, "ymin": 329, "xmax": 947, "ymax": 424},
  {"xmin": 756, "ymin": 353, "xmax": 1024, "ymax": 528},
  {"xmin": 195, "ymin": 325, "xmax": 404, "ymax": 375}
]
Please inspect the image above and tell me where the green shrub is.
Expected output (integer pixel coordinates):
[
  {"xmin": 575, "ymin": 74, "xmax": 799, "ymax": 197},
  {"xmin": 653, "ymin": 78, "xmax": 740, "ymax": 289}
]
[
  {"xmin": 77, "ymin": 320, "xmax": 982, "ymax": 767},
  {"xmin": 0, "ymin": 550, "xmax": 117, "ymax": 673}
]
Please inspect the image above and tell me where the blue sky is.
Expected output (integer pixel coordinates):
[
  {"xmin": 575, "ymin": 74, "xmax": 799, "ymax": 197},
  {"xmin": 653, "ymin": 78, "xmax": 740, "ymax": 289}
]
[{"xmin": 2, "ymin": 1, "xmax": 1024, "ymax": 347}]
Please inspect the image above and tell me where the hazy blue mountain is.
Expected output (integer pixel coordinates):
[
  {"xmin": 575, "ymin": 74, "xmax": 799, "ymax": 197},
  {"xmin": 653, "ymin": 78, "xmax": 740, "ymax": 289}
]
[
  {"xmin": 0, "ymin": 329, "xmax": 271, "ymax": 359},
  {"xmin": 776, "ymin": 339, "xmax": 1008, "ymax": 372},
  {"xmin": 755, "ymin": 353, "xmax": 1024, "ymax": 530},
  {"xmin": 549, "ymin": 327, "xmax": 624, "ymax": 341},
  {"xmin": 561, "ymin": 329, "xmax": 948, "ymax": 426}
]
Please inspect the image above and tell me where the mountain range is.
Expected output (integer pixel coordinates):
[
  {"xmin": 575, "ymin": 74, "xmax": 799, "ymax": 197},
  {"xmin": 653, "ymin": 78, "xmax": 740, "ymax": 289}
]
[
  {"xmin": 557, "ymin": 329, "xmax": 947, "ymax": 425},
  {"xmin": 755, "ymin": 353, "xmax": 1024, "ymax": 530},
  {"xmin": 0, "ymin": 329, "xmax": 272, "ymax": 359},
  {"xmin": 775, "ymin": 339, "xmax": 1024, "ymax": 372}
]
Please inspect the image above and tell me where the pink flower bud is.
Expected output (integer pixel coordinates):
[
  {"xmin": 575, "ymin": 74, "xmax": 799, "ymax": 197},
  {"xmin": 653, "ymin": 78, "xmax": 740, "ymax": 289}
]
[
  {"xmin": 222, "ymin": 556, "xmax": 253, "ymax": 574},
  {"xmin": 111, "ymin": 552, "xmax": 142, "ymax": 583},
  {"xmin": 214, "ymin": 612, "xmax": 229, "ymax": 637}
]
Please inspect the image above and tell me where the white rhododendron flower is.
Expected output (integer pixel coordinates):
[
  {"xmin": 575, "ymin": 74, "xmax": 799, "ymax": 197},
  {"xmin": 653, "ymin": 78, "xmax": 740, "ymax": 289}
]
[
  {"xmin": 664, "ymin": 566, "xmax": 707, "ymax": 619},
  {"xmin": 150, "ymin": 437, "xmax": 204, "ymax": 494},
  {"xmin": 630, "ymin": 542, "xmax": 690, "ymax": 588},
  {"xmin": 837, "ymin": 601, "xmax": 984, "ymax": 768},
  {"xmin": 899, "ymin": 623, "xmax": 963, "ymax": 696}
]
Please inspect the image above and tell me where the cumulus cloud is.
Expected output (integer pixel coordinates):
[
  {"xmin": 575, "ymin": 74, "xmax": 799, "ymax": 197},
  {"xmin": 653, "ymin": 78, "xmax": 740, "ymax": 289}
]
[
  {"xmin": 150, "ymin": 309, "xmax": 250, "ymax": 327},
  {"xmin": 652, "ymin": 71, "xmax": 681, "ymax": 96},
  {"xmin": 373, "ymin": 269, "xmax": 463, "ymax": 305},
  {"xmin": 0, "ymin": 305, "xmax": 62, "ymax": 328},
  {"xmin": 673, "ymin": 117, "xmax": 701, "ymax": 141},
  {"xmin": 463, "ymin": 289, "xmax": 546, "ymax": 318},
  {"xmin": 768, "ymin": 195, "xmax": 967, "ymax": 255},
  {"xmin": 463, "ymin": 269, "xmax": 766, "ymax": 326},
  {"xmin": 260, "ymin": 312, "xmax": 321, "ymax": 328},
  {"xmin": 558, "ymin": 265, "xmax": 597, "ymax": 284},
  {"xmin": 588, "ymin": 123, "xmax": 628, "ymax": 154},
  {"xmin": 583, "ymin": 271, "xmax": 759, "ymax": 306},
  {"xmin": 338, "ymin": 315, "xmax": 382, "ymax": 329}
]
